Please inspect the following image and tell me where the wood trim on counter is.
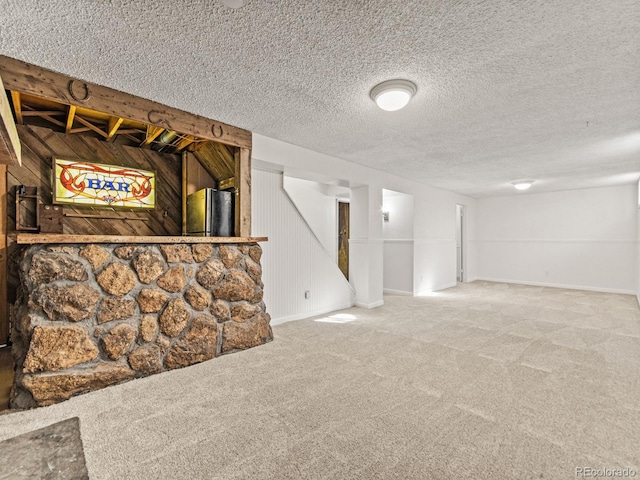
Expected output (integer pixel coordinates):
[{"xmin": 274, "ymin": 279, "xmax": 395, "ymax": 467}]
[{"xmin": 16, "ymin": 234, "xmax": 267, "ymax": 245}]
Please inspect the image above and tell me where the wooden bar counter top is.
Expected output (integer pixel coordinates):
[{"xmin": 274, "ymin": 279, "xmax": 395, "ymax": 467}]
[{"xmin": 16, "ymin": 234, "xmax": 268, "ymax": 245}]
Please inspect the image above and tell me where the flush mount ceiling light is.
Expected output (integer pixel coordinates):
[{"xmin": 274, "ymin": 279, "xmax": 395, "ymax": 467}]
[
  {"xmin": 512, "ymin": 180, "xmax": 534, "ymax": 191},
  {"xmin": 220, "ymin": 0, "xmax": 246, "ymax": 8},
  {"xmin": 370, "ymin": 79, "xmax": 417, "ymax": 111}
]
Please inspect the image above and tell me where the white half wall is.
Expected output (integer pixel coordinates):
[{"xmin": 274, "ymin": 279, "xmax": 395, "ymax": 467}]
[
  {"xmin": 475, "ymin": 184, "xmax": 638, "ymax": 294},
  {"xmin": 383, "ymin": 240, "xmax": 414, "ymax": 294},
  {"xmin": 251, "ymin": 167, "xmax": 355, "ymax": 324},
  {"xmin": 383, "ymin": 190, "xmax": 414, "ymax": 294}
]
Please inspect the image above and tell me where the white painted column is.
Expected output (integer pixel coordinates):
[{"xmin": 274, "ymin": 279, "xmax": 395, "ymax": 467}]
[{"xmin": 349, "ymin": 185, "xmax": 384, "ymax": 308}]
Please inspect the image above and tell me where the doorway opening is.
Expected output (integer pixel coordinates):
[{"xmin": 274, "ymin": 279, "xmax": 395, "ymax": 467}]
[
  {"xmin": 456, "ymin": 204, "xmax": 465, "ymax": 282},
  {"xmin": 338, "ymin": 201, "xmax": 350, "ymax": 279}
]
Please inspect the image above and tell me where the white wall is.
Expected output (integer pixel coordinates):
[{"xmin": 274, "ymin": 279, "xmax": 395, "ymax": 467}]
[
  {"xmin": 475, "ymin": 184, "xmax": 638, "ymax": 294},
  {"xmin": 251, "ymin": 167, "xmax": 354, "ymax": 324},
  {"xmin": 382, "ymin": 190, "xmax": 414, "ymax": 294},
  {"xmin": 413, "ymin": 190, "xmax": 474, "ymax": 294},
  {"xmin": 252, "ymin": 134, "xmax": 476, "ymax": 309},
  {"xmin": 283, "ymin": 176, "xmax": 338, "ymax": 263},
  {"xmin": 383, "ymin": 191, "xmax": 414, "ymax": 239}
]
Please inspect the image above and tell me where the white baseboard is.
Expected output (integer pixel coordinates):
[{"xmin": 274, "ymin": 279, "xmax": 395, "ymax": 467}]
[
  {"xmin": 355, "ymin": 300, "xmax": 385, "ymax": 309},
  {"xmin": 476, "ymin": 277, "xmax": 636, "ymax": 296},
  {"xmin": 437, "ymin": 281, "xmax": 458, "ymax": 291},
  {"xmin": 270, "ymin": 301, "xmax": 355, "ymax": 326},
  {"xmin": 414, "ymin": 282, "xmax": 457, "ymax": 296},
  {"xmin": 383, "ymin": 289, "xmax": 412, "ymax": 296}
]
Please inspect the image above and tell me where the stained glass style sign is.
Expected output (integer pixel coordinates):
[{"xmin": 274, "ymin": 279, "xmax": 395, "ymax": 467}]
[{"xmin": 53, "ymin": 159, "xmax": 155, "ymax": 209}]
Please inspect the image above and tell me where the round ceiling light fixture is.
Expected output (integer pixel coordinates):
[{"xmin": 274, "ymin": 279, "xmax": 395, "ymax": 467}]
[
  {"xmin": 220, "ymin": 0, "xmax": 246, "ymax": 8},
  {"xmin": 512, "ymin": 180, "xmax": 534, "ymax": 191},
  {"xmin": 370, "ymin": 79, "xmax": 417, "ymax": 111}
]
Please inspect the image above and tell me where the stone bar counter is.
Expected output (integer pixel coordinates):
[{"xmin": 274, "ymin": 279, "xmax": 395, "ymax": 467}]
[{"xmin": 10, "ymin": 234, "xmax": 271, "ymax": 409}]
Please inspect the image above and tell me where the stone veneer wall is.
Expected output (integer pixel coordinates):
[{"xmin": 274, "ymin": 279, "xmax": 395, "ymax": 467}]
[{"xmin": 11, "ymin": 242, "xmax": 272, "ymax": 409}]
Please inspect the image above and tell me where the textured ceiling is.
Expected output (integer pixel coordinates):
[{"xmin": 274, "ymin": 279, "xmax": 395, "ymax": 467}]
[{"xmin": 1, "ymin": 0, "xmax": 639, "ymax": 198}]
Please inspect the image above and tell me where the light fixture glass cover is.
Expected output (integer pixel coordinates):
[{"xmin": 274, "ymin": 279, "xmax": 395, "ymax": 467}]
[
  {"xmin": 220, "ymin": 0, "xmax": 246, "ymax": 8},
  {"xmin": 370, "ymin": 79, "xmax": 417, "ymax": 111},
  {"xmin": 512, "ymin": 180, "xmax": 534, "ymax": 190}
]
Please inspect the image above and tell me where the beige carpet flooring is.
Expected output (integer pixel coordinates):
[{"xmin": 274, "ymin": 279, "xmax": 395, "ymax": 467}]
[{"xmin": 0, "ymin": 281, "xmax": 638, "ymax": 479}]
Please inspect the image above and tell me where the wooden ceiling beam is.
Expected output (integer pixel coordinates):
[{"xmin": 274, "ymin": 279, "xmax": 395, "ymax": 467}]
[
  {"xmin": 22, "ymin": 110, "xmax": 65, "ymax": 117},
  {"xmin": 116, "ymin": 129, "xmax": 143, "ymax": 135},
  {"xmin": 107, "ymin": 116, "xmax": 124, "ymax": 140},
  {"xmin": 73, "ymin": 115, "xmax": 108, "ymax": 138},
  {"xmin": 9, "ymin": 91, "xmax": 22, "ymax": 124},
  {"xmin": 122, "ymin": 133, "xmax": 144, "ymax": 143},
  {"xmin": 65, "ymin": 105, "xmax": 77, "ymax": 134},
  {"xmin": 17, "ymin": 104, "xmax": 65, "ymax": 128},
  {"xmin": 140, "ymin": 125, "xmax": 164, "ymax": 148},
  {"xmin": 38, "ymin": 114, "xmax": 65, "ymax": 128},
  {"xmin": 173, "ymin": 134, "xmax": 196, "ymax": 152},
  {"xmin": 0, "ymin": 55, "xmax": 251, "ymax": 149},
  {"xmin": 69, "ymin": 127, "xmax": 92, "ymax": 134}
]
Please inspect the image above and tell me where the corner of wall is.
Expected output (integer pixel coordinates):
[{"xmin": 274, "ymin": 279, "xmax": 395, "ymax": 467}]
[{"xmin": 354, "ymin": 300, "xmax": 384, "ymax": 309}]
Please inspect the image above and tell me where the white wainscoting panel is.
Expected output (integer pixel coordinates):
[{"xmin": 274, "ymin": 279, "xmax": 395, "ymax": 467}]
[{"xmin": 252, "ymin": 168, "xmax": 355, "ymax": 324}]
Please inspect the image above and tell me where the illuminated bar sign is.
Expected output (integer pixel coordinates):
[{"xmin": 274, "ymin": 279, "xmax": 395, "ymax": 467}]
[{"xmin": 53, "ymin": 159, "xmax": 155, "ymax": 209}]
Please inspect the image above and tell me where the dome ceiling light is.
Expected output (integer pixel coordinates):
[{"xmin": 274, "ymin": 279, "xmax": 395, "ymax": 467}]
[
  {"xmin": 370, "ymin": 79, "xmax": 417, "ymax": 112},
  {"xmin": 512, "ymin": 180, "xmax": 534, "ymax": 191},
  {"xmin": 220, "ymin": 0, "xmax": 247, "ymax": 8}
]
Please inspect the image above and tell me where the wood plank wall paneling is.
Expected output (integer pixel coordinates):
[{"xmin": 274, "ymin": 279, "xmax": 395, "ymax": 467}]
[
  {"xmin": 6, "ymin": 124, "xmax": 182, "ymax": 305},
  {"xmin": 191, "ymin": 141, "xmax": 236, "ymax": 183},
  {"xmin": 251, "ymin": 168, "xmax": 353, "ymax": 322},
  {"xmin": 185, "ymin": 152, "xmax": 217, "ymax": 195}
]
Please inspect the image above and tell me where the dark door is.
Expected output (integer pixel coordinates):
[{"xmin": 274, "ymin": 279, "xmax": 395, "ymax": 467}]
[{"xmin": 338, "ymin": 201, "xmax": 349, "ymax": 279}]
